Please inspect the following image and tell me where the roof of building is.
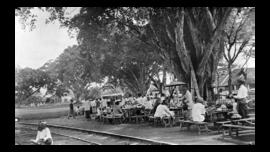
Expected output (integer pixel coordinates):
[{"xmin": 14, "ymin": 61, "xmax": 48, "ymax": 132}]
[
  {"xmin": 101, "ymin": 86, "xmax": 124, "ymax": 97},
  {"xmin": 214, "ymin": 68, "xmax": 255, "ymax": 87}
]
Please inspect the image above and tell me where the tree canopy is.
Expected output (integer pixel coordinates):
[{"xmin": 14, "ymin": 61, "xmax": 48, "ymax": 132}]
[{"xmin": 16, "ymin": 7, "xmax": 253, "ymax": 102}]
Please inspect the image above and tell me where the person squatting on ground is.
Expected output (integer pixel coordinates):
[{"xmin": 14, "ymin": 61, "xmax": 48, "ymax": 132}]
[{"xmin": 31, "ymin": 121, "xmax": 53, "ymax": 145}]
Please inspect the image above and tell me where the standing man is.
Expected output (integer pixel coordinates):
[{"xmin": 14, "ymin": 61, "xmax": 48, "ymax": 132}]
[
  {"xmin": 84, "ymin": 99, "xmax": 90, "ymax": 120},
  {"xmin": 67, "ymin": 99, "xmax": 76, "ymax": 119},
  {"xmin": 180, "ymin": 86, "xmax": 194, "ymax": 120},
  {"xmin": 234, "ymin": 78, "xmax": 249, "ymax": 118}
]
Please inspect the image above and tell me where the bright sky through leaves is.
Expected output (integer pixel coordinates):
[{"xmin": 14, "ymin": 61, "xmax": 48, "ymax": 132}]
[
  {"xmin": 15, "ymin": 8, "xmax": 79, "ymax": 69},
  {"xmin": 15, "ymin": 7, "xmax": 254, "ymax": 69}
]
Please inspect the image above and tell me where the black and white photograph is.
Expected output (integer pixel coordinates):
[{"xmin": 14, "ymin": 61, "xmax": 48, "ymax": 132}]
[{"xmin": 15, "ymin": 7, "xmax": 255, "ymax": 145}]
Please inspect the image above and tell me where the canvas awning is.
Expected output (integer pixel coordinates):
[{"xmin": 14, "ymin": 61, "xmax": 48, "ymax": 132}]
[{"xmin": 165, "ymin": 81, "xmax": 187, "ymax": 87}]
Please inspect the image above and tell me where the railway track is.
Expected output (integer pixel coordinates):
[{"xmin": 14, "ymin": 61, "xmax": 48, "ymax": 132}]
[
  {"xmin": 17, "ymin": 122, "xmax": 177, "ymax": 145},
  {"xmin": 16, "ymin": 125, "xmax": 99, "ymax": 145}
]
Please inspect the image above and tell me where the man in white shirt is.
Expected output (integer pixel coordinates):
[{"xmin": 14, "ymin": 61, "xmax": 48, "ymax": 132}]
[
  {"xmin": 154, "ymin": 100, "xmax": 174, "ymax": 118},
  {"xmin": 31, "ymin": 121, "xmax": 53, "ymax": 145},
  {"xmin": 234, "ymin": 78, "xmax": 249, "ymax": 118},
  {"xmin": 191, "ymin": 97, "xmax": 206, "ymax": 122},
  {"xmin": 180, "ymin": 86, "xmax": 194, "ymax": 120}
]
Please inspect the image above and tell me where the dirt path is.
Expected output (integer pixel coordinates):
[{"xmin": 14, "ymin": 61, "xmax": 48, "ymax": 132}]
[{"xmin": 23, "ymin": 117, "xmax": 236, "ymax": 145}]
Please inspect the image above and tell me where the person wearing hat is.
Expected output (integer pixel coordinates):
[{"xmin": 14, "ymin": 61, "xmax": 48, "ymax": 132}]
[
  {"xmin": 31, "ymin": 121, "xmax": 53, "ymax": 145},
  {"xmin": 191, "ymin": 97, "xmax": 206, "ymax": 122},
  {"xmin": 234, "ymin": 77, "xmax": 249, "ymax": 118}
]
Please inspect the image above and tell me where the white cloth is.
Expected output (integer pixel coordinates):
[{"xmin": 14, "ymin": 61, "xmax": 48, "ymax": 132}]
[
  {"xmin": 185, "ymin": 91, "xmax": 194, "ymax": 109},
  {"xmin": 96, "ymin": 108, "xmax": 101, "ymax": 116},
  {"xmin": 232, "ymin": 102, "xmax": 238, "ymax": 113},
  {"xmin": 136, "ymin": 97, "xmax": 144, "ymax": 105},
  {"xmin": 83, "ymin": 100, "xmax": 90, "ymax": 111},
  {"xmin": 235, "ymin": 84, "xmax": 248, "ymax": 100},
  {"xmin": 90, "ymin": 100, "xmax": 97, "ymax": 107},
  {"xmin": 34, "ymin": 128, "xmax": 53, "ymax": 144},
  {"xmin": 101, "ymin": 99, "xmax": 107, "ymax": 108},
  {"xmin": 191, "ymin": 103, "xmax": 206, "ymax": 122},
  {"xmin": 144, "ymin": 100, "xmax": 153, "ymax": 109},
  {"xmin": 154, "ymin": 104, "xmax": 174, "ymax": 118}
]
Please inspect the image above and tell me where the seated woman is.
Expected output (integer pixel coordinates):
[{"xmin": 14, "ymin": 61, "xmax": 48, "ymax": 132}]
[
  {"xmin": 31, "ymin": 121, "xmax": 53, "ymax": 145},
  {"xmin": 191, "ymin": 97, "xmax": 206, "ymax": 122}
]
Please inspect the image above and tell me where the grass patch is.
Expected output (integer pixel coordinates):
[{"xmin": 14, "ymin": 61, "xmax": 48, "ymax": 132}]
[{"xmin": 16, "ymin": 108, "xmax": 69, "ymax": 120}]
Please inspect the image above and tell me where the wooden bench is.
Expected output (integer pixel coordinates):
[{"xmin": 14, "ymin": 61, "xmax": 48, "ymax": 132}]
[
  {"xmin": 148, "ymin": 116, "xmax": 174, "ymax": 127},
  {"xmin": 222, "ymin": 124, "xmax": 255, "ymax": 137},
  {"xmin": 102, "ymin": 115, "xmax": 123, "ymax": 124},
  {"xmin": 130, "ymin": 115, "xmax": 145, "ymax": 124},
  {"xmin": 179, "ymin": 120, "xmax": 210, "ymax": 135},
  {"xmin": 215, "ymin": 120, "xmax": 232, "ymax": 133}
]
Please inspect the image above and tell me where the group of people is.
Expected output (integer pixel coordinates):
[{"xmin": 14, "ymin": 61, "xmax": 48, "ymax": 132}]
[
  {"xmin": 216, "ymin": 77, "xmax": 250, "ymax": 119},
  {"xmin": 66, "ymin": 76, "xmax": 250, "ymax": 123},
  {"xmin": 31, "ymin": 77, "xmax": 250, "ymax": 145}
]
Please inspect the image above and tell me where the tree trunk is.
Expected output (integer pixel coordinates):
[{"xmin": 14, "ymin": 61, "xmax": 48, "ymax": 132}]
[
  {"xmin": 228, "ymin": 63, "xmax": 232, "ymax": 95},
  {"xmin": 190, "ymin": 68, "xmax": 201, "ymax": 98},
  {"xmin": 162, "ymin": 68, "xmax": 167, "ymax": 94}
]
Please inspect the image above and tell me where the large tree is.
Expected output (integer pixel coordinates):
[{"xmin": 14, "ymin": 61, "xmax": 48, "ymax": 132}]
[
  {"xmin": 223, "ymin": 7, "xmax": 255, "ymax": 94},
  {"xmin": 16, "ymin": 7, "xmax": 234, "ymax": 101},
  {"xmin": 15, "ymin": 67, "xmax": 55, "ymax": 104},
  {"xmin": 39, "ymin": 45, "xmax": 100, "ymax": 101}
]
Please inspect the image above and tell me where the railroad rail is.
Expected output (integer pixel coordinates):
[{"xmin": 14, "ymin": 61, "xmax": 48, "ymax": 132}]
[
  {"xmin": 16, "ymin": 125, "xmax": 100, "ymax": 145},
  {"xmin": 18, "ymin": 122, "xmax": 177, "ymax": 145}
]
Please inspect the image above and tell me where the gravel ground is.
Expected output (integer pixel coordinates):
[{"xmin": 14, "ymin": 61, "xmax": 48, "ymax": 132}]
[
  {"xmin": 16, "ymin": 105, "xmax": 254, "ymax": 145},
  {"xmin": 23, "ymin": 116, "xmax": 239, "ymax": 145}
]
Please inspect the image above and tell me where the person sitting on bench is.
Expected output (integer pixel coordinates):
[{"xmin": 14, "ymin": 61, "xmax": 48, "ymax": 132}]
[
  {"xmin": 191, "ymin": 97, "xmax": 206, "ymax": 122},
  {"xmin": 31, "ymin": 121, "xmax": 53, "ymax": 145},
  {"xmin": 154, "ymin": 97, "xmax": 175, "ymax": 119},
  {"xmin": 112, "ymin": 100, "xmax": 123, "ymax": 117}
]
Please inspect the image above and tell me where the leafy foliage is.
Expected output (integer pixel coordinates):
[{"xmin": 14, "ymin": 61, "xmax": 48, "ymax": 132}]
[
  {"xmin": 16, "ymin": 7, "xmax": 241, "ymax": 101},
  {"xmin": 15, "ymin": 67, "xmax": 55, "ymax": 104}
]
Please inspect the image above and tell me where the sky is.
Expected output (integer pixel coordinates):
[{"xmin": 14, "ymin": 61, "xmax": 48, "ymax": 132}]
[
  {"xmin": 15, "ymin": 8, "xmax": 79, "ymax": 69},
  {"xmin": 15, "ymin": 8, "xmax": 255, "ymax": 70}
]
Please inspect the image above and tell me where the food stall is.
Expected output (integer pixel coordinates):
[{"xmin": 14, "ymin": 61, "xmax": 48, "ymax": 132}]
[{"xmin": 164, "ymin": 81, "xmax": 187, "ymax": 99}]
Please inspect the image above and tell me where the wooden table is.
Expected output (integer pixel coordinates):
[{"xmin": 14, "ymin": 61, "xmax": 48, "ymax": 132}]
[
  {"xmin": 207, "ymin": 110, "xmax": 230, "ymax": 122},
  {"xmin": 101, "ymin": 114, "xmax": 123, "ymax": 124},
  {"xmin": 179, "ymin": 120, "xmax": 210, "ymax": 135},
  {"xmin": 122, "ymin": 108, "xmax": 145, "ymax": 123},
  {"xmin": 222, "ymin": 124, "xmax": 255, "ymax": 137},
  {"xmin": 169, "ymin": 107, "xmax": 183, "ymax": 117}
]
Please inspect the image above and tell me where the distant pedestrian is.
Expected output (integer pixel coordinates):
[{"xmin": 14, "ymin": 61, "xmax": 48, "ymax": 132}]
[
  {"xmin": 84, "ymin": 99, "xmax": 91, "ymax": 119},
  {"xmin": 67, "ymin": 99, "xmax": 76, "ymax": 119}
]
